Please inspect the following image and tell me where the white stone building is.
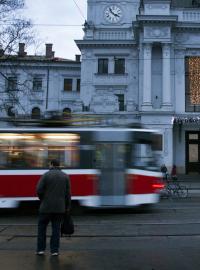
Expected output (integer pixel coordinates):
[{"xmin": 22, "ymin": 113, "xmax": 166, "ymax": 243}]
[
  {"xmin": 75, "ymin": 0, "xmax": 200, "ymax": 174},
  {"xmin": 0, "ymin": 43, "xmax": 82, "ymax": 119},
  {"xmin": 1, "ymin": 1, "xmax": 200, "ymax": 175}
]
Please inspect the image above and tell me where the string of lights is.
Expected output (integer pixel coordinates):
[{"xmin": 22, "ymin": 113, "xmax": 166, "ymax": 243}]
[{"xmin": 187, "ymin": 57, "xmax": 200, "ymax": 105}]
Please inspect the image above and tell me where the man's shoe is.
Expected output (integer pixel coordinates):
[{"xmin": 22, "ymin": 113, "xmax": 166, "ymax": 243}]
[
  {"xmin": 51, "ymin": 252, "xmax": 59, "ymax": 256},
  {"xmin": 35, "ymin": 251, "xmax": 45, "ymax": 256}
]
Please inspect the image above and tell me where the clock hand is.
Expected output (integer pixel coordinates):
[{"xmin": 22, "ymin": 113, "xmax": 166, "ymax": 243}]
[
  {"xmin": 109, "ymin": 7, "xmax": 115, "ymax": 16},
  {"xmin": 109, "ymin": 7, "xmax": 120, "ymax": 17}
]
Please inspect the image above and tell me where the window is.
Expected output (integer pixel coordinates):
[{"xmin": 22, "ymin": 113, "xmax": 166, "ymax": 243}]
[
  {"xmin": 115, "ymin": 94, "xmax": 125, "ymax": 111},
  {"xmin": 31, "ymin": 107, "xmax": 41, "ymax": 119},
  {"xmin": 76, "ymin": 79, "xmax": 80, "ymax": 92},
  {"xmin": 62, "ymin": 108, "xmax": 71, "ymax": 119},
  {"xmin": 192, "ymin": 0, "xmax": 200, "ymax": 7},
  {"xmin": 98, "ymin": 58, "xmax": 108, "ymax": 74},
  {"xmin": 33, "ymin": 77, "xmax": 42, "ymax": 91},
  {"xmin": 0, "ymin": 133, "xmax": 80, "ymax": 169},
  {"xmin": 114, "ymin": 58, "xmax": 125, "ymax": 74},
  {"xmin": 7, "ymin": 76, "xmax": 17, "ymax": 91},
  {"xmin": 7, "ymin": 106, "xmax": 15, "ymax": 117},
  {"xmin": 64, "ymin": 79, "xmax": 73, "ymax": 91}
]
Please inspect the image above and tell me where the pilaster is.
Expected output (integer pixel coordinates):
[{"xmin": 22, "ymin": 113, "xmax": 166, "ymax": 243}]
[
  {"xmin": 162, "ymin": 43, "xmax": 172, "ymax": 110},
  {"xmin": 142, "ymin": 43, "xmax": 152, "ymax": 110}
]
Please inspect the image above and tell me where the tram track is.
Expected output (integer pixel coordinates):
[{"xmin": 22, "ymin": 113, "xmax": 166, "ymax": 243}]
[
  {"xmin": 3, "ymin": 233, "xmax": 200, "ymax": 239},
  {"xmin": 1, "ymin": 222, "xmax": 200, "ymax": 239},
  {"xmin": 1, "ymin": 221, "xmax": 200, "ymax": 226}
]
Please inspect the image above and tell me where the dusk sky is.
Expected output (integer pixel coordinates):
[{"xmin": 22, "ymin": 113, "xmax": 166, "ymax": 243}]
[{"xmin": 25, "ymin": 0, "xmax": 87, "ymax": 60}]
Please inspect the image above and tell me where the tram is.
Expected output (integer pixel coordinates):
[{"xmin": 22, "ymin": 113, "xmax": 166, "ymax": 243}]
[{"xmin": 0, "ymin": 127, "xmax": 164, "ymax": 208}]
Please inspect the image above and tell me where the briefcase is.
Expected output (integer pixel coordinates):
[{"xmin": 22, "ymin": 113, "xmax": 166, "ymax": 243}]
[{"xmin": 61, "ymin": 212, "xmax": 74, "ymax": 236}]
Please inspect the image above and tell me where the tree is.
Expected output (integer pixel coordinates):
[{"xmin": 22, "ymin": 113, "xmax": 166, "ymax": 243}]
[
  {"xmin": 0, "ymin": 0, "xmax": 33, "ymax": 54},
  {"xmin": 0, "ymin": 0, "xmax": 34, "ymax": 117}
]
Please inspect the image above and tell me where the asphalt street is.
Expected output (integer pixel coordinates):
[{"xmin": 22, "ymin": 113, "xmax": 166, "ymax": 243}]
[{"xmin": 1, "ymin": 198, "xmax": 200, "ymax": 270}]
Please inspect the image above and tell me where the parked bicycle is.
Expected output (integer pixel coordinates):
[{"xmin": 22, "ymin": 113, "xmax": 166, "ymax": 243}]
[
  {"xmin": 165, "ymin": 179, "xmax": 188, "ymax": 198},
  {"xmin": 160, "ymin": 165, "xmax": 189, "ymax": 199}
]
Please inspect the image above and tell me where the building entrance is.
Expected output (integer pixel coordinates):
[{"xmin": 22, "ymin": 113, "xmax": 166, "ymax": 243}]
[{"xmin": 186, "ymin": 131, "xmax": 200, "ymax": 174}]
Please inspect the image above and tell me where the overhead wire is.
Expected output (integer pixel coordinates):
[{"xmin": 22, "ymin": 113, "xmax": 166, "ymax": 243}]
[{"xmin": 72, "ymin": 0, "xmax": 86, "ymax": 20}]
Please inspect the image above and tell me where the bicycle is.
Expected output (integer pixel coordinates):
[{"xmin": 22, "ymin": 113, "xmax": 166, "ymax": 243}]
[
  {"xmin": 166, "ymin": 180, "xmax": 188, "ymax": 198},
  {"xmin": 161, "ymin": 175, "xmax": 189, "ymax": 199}
]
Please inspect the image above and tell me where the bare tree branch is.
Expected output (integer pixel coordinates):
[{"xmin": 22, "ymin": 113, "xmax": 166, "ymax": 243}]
[{"xmin": 0, "ymin": 0, "xmax": 36, "ymax": 117}]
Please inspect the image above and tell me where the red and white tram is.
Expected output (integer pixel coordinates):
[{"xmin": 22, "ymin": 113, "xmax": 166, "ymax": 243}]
[{"xmin": 0, "ymin": 127, "xmax": 164, "ymax": 208}]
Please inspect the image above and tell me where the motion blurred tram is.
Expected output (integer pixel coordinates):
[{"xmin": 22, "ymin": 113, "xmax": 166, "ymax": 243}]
[{"xmin": 0, "ymin": 127, "xmax": 164, "ymax": 208}]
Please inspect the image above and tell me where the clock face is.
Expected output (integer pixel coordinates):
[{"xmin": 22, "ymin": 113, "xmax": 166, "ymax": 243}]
[{"xmin": 104, "ymin": 5, "xmax": 122, "ymax": 23}]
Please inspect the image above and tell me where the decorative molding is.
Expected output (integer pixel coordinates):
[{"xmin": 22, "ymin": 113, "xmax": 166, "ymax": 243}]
[
  {"xmin": 90, "ymin": 93, "xmax": 118, "ymax": 113},
  {"xmin": 144, "ymin": 26, "xmax": 170, "ymax": 40}
]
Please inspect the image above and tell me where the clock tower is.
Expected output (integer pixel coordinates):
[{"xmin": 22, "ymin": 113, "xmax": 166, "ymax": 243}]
[
  {"xmin": 76, "ymin": 0, "xmax": 141, "ymax": 120},
  {"xmin": 86, "ymin": 0, "xmax": 140, "ymax": 27}
]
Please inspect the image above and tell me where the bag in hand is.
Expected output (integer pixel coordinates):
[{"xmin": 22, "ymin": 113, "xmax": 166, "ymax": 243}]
[{"xmin": 61, "ymin": 212, "xmax": 74, "ymax": 236}]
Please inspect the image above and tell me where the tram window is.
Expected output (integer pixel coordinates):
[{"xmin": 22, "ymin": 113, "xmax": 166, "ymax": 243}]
[
  {"xmin": 95, "ymin": 144, "xmax": 127, "ymax": 169},
  {"xmin": 95, "ymin": 144, "xmax": 113, "ymax": 168},
  {"xmin": 132, "ymin": 143, "xmax": 155, "ymax": 168},
  {"xmin": 0, "ymin": 133, "xmax": 80, "ymax": 169}
]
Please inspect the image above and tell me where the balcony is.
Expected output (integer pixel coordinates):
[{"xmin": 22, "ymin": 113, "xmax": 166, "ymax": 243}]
[{"xmin": 171, "ymin": 9, "xmax": 200, "ymax": 22}]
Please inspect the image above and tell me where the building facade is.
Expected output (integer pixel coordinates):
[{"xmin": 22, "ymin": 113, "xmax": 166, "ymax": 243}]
[
  {"xmin": 1, "ymin": 1, "xmax": 200, "ymax": 174},
  {"xmin": 75, "ymin": 0, "xmax": 200, "ymax": 174},
  {"xmin": 0, "ymin": 43, "xmax": 82, "ymax": 119}
]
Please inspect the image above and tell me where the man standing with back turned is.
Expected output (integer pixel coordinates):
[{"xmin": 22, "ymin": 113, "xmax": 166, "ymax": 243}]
[{"xmin": 36, "ymin": 159, "xmax": 71, "ymax": 256}]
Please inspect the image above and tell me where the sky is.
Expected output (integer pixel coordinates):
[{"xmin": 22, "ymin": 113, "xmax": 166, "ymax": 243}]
[{"xmin": 24, "ymin": 0, "xmax": 87, "ymax": 60}]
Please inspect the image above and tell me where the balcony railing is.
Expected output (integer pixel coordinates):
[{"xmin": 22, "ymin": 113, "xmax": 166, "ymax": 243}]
[{"xmin": 183, "ymin": 10, "xmax": 200, "ymax": 22}]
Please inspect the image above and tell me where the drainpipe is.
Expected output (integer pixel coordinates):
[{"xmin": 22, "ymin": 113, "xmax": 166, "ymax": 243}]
[{"xmin": 46, "ymin": 67, "xmax": 49, "ymax": 110}]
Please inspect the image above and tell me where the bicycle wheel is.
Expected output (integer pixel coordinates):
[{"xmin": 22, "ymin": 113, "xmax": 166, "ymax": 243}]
[
  {"xmin": 166, "ymin": 184, "xmax": 177, "ymax": 199},
  {"xmin": 178, "ymin": 186, "xmax": 188, "ymax": 198}
]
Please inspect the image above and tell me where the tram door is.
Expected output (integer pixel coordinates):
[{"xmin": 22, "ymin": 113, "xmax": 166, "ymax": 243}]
[{"xmin": 96, "ymin": 143, "xmax": 126, "ymax": 206}]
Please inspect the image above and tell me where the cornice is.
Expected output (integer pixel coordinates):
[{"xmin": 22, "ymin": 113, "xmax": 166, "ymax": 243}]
[
  {"xmin": 75, "ymin": 40, "xmax": 136, "ymax": 49},
  {"xmin": 0, "ymin": 63, "xmax": 81, "ymax": 71},
  {"xmin": 136, "ymin": 15, "xmax": 178, "ymax": 24},
  {"xmin": 175, "ymin": 22, "xmax": 200, "ymax": 31}
]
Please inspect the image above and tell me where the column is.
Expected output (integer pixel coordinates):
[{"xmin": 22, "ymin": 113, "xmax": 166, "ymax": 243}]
[
  {"xmin": 162, "ymin": 44, "xmax": 172, "ymax": 108},
  {"xmin": 142, "ymin": 43, "xmax": 152, "ymax": 110}
]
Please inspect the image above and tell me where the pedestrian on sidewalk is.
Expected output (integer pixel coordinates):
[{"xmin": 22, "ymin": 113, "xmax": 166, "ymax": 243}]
[
  {"xmin": 171, "ymin": 164, "xmax": 178, "ymax": 181},
  {"xmin": 161, "ymin": 164, "xmax": 168, "ymax": 181},
  {"xmin": 36, "ymin": 159, "xmax": 71, "ymax": 256}
]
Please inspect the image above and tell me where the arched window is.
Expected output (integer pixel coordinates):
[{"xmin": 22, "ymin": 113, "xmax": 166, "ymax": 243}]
[
  {"xmin": 62, "ymin": 108, "xmax": 71, "ymax": 119},
  {"xmin": 31, "ymin": 107, "xmax": 41, "ymax": 119},
  {"xmin": 7, "ymin": 106, "xmax": 15, "ymax": 117}
]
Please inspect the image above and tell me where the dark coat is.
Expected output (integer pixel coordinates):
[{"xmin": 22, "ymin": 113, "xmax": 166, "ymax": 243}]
[{"xmin": 36, "ymin": 168, "xmax": 71, "ymax": 213}]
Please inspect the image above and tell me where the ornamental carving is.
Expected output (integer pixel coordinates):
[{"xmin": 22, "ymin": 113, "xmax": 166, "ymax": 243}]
[{"xmin": 144, "ymin": 27, "xmax": 170, "ymax": 40}]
